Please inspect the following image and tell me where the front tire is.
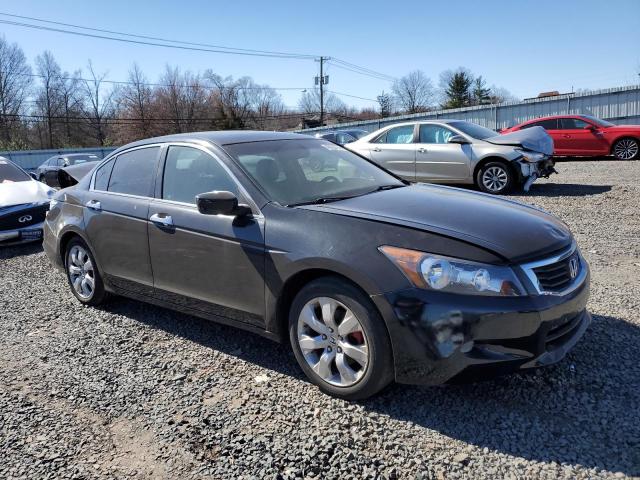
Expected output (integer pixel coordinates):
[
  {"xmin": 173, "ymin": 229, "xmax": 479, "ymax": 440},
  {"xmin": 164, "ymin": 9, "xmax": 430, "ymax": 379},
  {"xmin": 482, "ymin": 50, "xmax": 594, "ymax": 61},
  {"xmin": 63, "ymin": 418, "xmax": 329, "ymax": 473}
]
[
  {"xmin": 613, "ymin": 138, "xmax": 639, "ymax": 160},
  {"xmin": 476, "ymin": 161, "xmax": 516, "ymax": 194},
  {"xmin": 288, "ymin": 277, "xmax": 394, "ymax": 400},
  {"xmin": 65, "ymin": 238, "xmax": 106, "ymax": 306}
]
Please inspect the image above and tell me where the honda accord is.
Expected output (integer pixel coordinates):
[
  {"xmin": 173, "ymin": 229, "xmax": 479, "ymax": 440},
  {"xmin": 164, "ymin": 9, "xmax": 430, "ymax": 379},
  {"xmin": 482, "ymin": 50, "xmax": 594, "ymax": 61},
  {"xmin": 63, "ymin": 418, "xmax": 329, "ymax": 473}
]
[{"xmin": 43, "ymin": 131, "xmax": 590, "ymax": 399}]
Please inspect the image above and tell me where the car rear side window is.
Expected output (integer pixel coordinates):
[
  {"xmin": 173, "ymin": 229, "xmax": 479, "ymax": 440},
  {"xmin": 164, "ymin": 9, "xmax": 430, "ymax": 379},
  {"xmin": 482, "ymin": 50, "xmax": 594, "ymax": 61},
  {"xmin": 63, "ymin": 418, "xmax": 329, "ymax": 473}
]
[
  {"xmin": 560, "ymin": 118, "xmax": 589, "ymax": 129},
  {"xmin": 162, "ymin": 146, "xmax": 238, "ymax": 204},
  {"xmin": 93, "ymin": 159, "xmax": 115, "ymax": 191},
  {"xmin": 107, "ymin": 147, "xmax": 159, "ymax": 197}
]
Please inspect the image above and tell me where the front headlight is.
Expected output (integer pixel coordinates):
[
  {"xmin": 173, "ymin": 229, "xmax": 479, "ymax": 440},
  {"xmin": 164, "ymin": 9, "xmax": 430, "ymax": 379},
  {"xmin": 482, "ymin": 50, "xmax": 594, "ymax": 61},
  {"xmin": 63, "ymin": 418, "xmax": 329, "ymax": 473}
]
[
  {"xmin": 379, "ymin": 246, "xmax": 525, "ymax": 296},
  {"xmin": 515, "ymin": 148, "xmax": 544, "ymax": 163}
]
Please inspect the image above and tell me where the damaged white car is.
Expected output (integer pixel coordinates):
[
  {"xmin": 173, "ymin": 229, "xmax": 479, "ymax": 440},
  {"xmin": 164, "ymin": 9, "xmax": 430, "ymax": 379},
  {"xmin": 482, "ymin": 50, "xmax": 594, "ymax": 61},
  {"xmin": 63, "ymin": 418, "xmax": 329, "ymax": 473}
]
[
  {"xmin": 0, "ymin": 157, "xmax": 54, "ymax": 246},
  {"xmin": 345, "ymin": 120, "xmax": 556, "ymax": 194}
]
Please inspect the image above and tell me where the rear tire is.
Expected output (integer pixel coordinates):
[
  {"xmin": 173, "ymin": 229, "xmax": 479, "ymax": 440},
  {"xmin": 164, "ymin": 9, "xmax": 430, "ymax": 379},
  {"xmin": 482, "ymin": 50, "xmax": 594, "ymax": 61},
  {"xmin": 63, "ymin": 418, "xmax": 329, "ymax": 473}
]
[
  {"xmin": 476, "ymin": 161, "xmax": 516, "ymax": 194},
  {"xmin": 288, "ymin": 277, "xmax": 394, "ymax": 400},
  {"xmin": 613, "ymin": 138, "xmax": 639, "ymax": 160},
  {"xmin": 64, "ymin": 237, "xmax": 106, "ymax": 306}
]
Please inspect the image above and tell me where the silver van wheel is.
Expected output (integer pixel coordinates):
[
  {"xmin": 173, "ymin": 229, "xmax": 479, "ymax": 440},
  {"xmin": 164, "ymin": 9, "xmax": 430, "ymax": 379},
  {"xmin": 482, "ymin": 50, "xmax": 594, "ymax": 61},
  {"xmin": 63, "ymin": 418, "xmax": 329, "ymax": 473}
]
[
  {"xmin": 482, "ymin": 165, "xmax": 509, "ymax": 192},
  {"xmin": 67, "ymin": 245, "xmax": 95, "ymax": 300},
  {"xmin": 297, "ymin": 297, "xmax": 369, "ymax": 387}
]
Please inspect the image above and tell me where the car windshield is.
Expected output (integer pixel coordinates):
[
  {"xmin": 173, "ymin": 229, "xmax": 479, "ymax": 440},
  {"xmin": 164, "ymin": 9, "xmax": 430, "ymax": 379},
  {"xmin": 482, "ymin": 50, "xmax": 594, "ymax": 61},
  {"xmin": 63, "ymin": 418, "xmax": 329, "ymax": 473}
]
[
  {"xmin": 0, "ymin": 159, "xmax": 31, "ymax": 183},
  {"xmin": 580, "ymin": 115, "xmax": 614, "ymax": 127},
  {"xmin": 224, "ymin": 139, "xmax": 404, "ymax": 206},
  {"xmin": 449, "ymin": 121, "xmax": 498, "ymax": 140}
]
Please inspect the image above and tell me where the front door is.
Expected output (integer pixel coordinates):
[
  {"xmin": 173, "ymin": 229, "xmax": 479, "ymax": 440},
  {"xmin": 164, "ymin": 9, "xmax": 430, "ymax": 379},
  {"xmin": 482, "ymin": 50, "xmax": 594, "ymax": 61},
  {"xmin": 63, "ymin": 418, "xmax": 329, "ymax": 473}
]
[
  {"xmin": 415, "ymin": 124, "xmax": 471, "ymax": 181},
  {"xmin": 369, "ymin": 124, "xmax": 416, "ymax": 181},
  {"xmin": 148, "ymin": 144, "xmax": 266, "ymax": 327},
  {"xmin": 84, "ymin": 146, "xmax": 161, "ymax": 293},
  {"xmin": 556, "ymin": 117, "xmax": 609, "ymax": 155}
]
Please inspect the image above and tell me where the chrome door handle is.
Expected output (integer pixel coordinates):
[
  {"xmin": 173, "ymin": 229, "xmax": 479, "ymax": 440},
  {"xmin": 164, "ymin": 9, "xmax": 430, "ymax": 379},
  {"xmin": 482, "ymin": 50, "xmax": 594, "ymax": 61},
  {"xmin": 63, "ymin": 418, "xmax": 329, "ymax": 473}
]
[
  {"xmin": 372, "ymin": 147, "xmax": 382, "ymax": 152},
  {"xmin": 149, "ymin": 213, "xmax": 174, "ymax": 228},
  {"xmin": 417, "ymin": 147, "xmax": 427, "ymax": 153},
  {"xmin": 85, "ymin": 200, "xmax": 101, "ymax": 211}
]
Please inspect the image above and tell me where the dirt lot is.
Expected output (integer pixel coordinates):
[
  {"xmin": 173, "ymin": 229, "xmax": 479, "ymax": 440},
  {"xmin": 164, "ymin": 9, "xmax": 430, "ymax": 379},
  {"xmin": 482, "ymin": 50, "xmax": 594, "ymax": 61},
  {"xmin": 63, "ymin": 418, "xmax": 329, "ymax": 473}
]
[{"xmin": 1, "ymin": 159, "xmax": 639, "ymax": 479}]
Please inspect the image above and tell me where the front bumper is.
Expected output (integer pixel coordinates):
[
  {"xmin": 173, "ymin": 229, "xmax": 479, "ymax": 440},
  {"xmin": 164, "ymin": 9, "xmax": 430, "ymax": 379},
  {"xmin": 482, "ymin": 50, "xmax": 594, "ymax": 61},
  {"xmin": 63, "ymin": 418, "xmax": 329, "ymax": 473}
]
[
  {"xmin": 372, "ymin": 266, "xmax": 590, "ymax": 385},
  {"xmin": 516, "ymin": 157, "xmax": 557, "ymax": 191},
  {"xmin": 0, "ymin": 222, "xmax": 44, "ymax": 246}
]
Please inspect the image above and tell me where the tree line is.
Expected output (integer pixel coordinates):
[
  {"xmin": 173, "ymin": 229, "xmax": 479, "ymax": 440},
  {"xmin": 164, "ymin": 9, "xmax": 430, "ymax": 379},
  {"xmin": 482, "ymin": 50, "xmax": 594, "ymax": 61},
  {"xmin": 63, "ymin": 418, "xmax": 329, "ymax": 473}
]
[{"xmin": 0, "ymin": 35, "xmax": 516, "ymax": 150}]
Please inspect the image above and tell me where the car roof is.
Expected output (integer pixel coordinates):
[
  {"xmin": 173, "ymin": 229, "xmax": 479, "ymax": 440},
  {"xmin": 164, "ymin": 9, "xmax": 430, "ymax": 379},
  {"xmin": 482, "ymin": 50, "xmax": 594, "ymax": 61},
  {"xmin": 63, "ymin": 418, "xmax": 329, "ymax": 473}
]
[
  {"xmin": 520, "ymin": 114, "xmax": 587, "ymax": 124},
  {"xmin": 109, "ymin": 130, "xmax": 307, "ymax": 157}
]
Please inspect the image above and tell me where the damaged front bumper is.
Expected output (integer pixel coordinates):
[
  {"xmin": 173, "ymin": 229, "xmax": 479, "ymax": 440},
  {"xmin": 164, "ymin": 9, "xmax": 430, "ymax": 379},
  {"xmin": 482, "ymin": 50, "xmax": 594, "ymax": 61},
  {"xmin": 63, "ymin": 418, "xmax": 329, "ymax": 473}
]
[{"xmin": 516, "ymin": 156, "xmax": 557, "ymax": 192}]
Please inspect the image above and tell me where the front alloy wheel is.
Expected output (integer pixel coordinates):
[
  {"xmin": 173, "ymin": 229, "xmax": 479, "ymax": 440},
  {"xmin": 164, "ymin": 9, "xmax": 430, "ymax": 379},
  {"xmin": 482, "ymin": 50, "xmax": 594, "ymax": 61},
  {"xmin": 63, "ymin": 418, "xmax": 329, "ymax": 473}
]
[
  {"xmin": 613, "ymin": 138, "xmax": 639, "ymax": 160},
  {"xmin": 289, "ymin": 277, "xmax": 393, "ymax": 400},
  {"xmin": 297, "ymin": 297, "xmax": 369, "ymax": 387},
  {"xmin": 476, "ymin": 161, "xmax": 515, "ymax": 194},
  {"xmin": 65, "ymin": 238, "xmax": 106, "ymax": 306}
]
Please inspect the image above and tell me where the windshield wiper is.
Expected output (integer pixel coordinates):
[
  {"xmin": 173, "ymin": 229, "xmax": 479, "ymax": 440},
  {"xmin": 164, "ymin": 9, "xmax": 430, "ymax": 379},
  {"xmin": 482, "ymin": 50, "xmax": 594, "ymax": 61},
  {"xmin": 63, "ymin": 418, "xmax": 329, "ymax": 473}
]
[{"xmin": 288, "ymin": 195, "xmax": 356, "ymax": 207}]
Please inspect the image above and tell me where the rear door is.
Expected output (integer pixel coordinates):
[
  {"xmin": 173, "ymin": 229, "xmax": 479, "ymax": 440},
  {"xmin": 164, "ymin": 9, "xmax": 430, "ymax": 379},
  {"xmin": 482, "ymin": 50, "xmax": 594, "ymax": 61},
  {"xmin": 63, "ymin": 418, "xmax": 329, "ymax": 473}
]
[
  {"xmin": 147, "ymin": 144, "xmax": 266, "ymax": 327},
  {"xmin": 84, "ymin": 145, "xmax": 161, "ymax": 293},
  {"xmin": 415, "ymin": 124, "xmax": 471, "ymax": 181},
  {"xmin": 369, "ymin": 124, "xmax": 416, "ymax": 180},
  {"xmin": 556, "ymin": 117, "xmax": 609, "ymax": 155}
]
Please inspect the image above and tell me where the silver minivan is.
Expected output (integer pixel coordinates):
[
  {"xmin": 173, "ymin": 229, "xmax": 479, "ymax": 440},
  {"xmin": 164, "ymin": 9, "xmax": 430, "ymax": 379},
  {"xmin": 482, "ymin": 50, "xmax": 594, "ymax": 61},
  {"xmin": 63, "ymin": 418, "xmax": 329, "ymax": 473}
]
[{"xmin": 345, "ymin": 120, "xmax": 556, "ymax": 194}]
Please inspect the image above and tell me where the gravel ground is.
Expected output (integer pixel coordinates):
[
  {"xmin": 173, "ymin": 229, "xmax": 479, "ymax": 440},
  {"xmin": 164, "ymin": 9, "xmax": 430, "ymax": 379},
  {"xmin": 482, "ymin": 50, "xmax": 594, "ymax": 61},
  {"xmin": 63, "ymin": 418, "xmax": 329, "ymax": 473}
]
[{"xmin": 1, "ymin": 159, "xmax": 639, "ymax": 480}]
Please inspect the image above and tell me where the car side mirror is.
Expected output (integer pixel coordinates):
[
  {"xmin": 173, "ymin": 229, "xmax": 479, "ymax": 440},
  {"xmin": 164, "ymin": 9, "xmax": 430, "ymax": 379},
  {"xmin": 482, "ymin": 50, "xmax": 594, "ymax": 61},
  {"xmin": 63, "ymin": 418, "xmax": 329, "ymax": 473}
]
[
  {"xmin": 584, "ymin": 124, "xmax": 596, "ymax": 130},
  {"xmin": 29, "ymin": 172, "xmax": 38, "ymax": 180},
  {"xmin": 196, "ymin": 191, "xmax": 251, "ymax": 217},
  {"xmin": 447, "ymin": 135, "xmax": 470, "ymax": 144}
]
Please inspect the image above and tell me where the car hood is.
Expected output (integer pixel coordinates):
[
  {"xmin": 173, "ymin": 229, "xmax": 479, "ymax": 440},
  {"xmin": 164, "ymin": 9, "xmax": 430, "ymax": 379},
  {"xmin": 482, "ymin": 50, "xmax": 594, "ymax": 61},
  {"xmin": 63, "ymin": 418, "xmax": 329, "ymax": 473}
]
[
  {"xmin": 59, "ymin": 161, "xmax": 99, "ymax": 188},
  {"xmin": 0, "ymin": 179, "xmax": 51, "ymax": 208},
  {"xmin": 301, "ymin": 184, "xmax": 572, "ymax": 262},
  {"xmin": 488, "ymin": 126, "xmax": 553, "ymax": 155}
]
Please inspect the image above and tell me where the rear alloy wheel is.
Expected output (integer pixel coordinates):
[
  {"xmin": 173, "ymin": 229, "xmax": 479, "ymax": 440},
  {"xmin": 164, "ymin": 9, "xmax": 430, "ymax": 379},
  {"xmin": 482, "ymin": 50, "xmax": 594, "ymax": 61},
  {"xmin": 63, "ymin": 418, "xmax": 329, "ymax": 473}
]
[
  {"xmin": 289, "ymin": 277, "xmax": 393, "ymax": 400},
  {"xmin": 65, "ymin": 238, "xmax": 106, "ymax": 306},
  {"xmin": 476, "ymin": 161, "xmax": 516, "ymax": 194},
  {"xmin": 613, "ymin": 138, "xmax": 639, "ymax": 160}
]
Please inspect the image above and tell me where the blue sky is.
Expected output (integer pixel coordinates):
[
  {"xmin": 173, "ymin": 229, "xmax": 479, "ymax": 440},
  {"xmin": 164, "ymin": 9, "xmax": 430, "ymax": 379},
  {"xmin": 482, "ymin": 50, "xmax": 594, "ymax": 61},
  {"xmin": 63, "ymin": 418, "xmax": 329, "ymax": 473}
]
[{"xmin": 1, "ymin": 0, "xmax": 639, "ymax": 109}]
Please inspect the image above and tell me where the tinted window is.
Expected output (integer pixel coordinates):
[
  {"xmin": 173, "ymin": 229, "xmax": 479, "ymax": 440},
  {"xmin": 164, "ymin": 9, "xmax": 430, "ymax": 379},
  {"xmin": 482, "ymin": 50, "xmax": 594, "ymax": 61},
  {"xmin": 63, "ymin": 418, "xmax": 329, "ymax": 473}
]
[
  {"xmin": 336, "ymin": 132, "xmax": 356, "ymax": 144},
  {"xmin": 93, "ymin": 159, "xmax": 115, "ymax": 191},
  {"xmin": 107, "ymin": 147, "xmax": 159, "ymax": 196},
  {"xmin": 580, "ymin": 115, "xmax": 614, "ymax": 127},
  {"xmin": 419, "ymin": 125, "xmax": 455, "ymax": 144},
  {"xmin": 0, "ymin": 159, "xmax": 30, "ymax": 183},
  {"xmin": 560, "ymin": 118, "xmax": 589, "ymax": 129},
  {"xmin": 448, "ymin": 121, "xmax": 497, "ymax": 140},
  {"xmin": 376, "ymin": 125, "xmax": 414, "ymax": 144},
  {"xmin": 162, "ymin": 146, "xmax": 238, "ymax": 204},
  {"xmin": 523, "ymin": 119, "xmax": 558, "ymax": 130},
  {"xmin": 225, "ymin": 139, "xmax": 402, "ymax": 206}
]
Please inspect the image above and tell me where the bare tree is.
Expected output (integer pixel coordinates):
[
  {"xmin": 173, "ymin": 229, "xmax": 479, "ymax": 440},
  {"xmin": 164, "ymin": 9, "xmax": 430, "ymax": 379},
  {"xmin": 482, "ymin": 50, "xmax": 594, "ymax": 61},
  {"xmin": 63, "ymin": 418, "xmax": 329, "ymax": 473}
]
[
  {"xmin": 377, "ymin": 91, "xmax": 393, "ymax": 117},
  {"xmin": 155, "ymin": 66, "xmax": 208, "ymax": 134},
  {"xmin": 0, "ymin": 36, "xmax": 32, "ymax": 148},
  {"xmin": 58, "ymin": 70, "xmax": 83, "ymax": 146},
  {"xmin": 116, "ymin": 63, "xmax": 154, "ymax": 141},
  {"xmin": 82, "ymin": 61, "xmax": 115, "ymax": 146},
  {"xmin": 34, "ymin": 51, "xmax": 63, "ymax": 148},
  {"xmin": 392, "ymin": 70, "xmax": 435, "ymax": 113},
  {"xmin": 297, "ymin": 88, "xmax": 346, "ymax": 115}
]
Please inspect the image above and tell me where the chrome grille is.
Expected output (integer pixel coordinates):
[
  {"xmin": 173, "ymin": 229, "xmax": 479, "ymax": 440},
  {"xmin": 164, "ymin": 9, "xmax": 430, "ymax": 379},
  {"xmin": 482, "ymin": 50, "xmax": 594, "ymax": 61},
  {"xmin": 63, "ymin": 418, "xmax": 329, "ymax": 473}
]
[{"xmin": 533, "ymin": 251, "xmax": 580, "ymax": 293}]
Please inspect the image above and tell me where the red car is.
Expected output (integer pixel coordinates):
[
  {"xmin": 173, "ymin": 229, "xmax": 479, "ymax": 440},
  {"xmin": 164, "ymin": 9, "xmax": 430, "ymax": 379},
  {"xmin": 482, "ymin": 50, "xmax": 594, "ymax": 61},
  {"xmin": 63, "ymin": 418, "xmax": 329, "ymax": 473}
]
[{"xmin": 502, "ymin": 115, "xmax": 639, "ymax": 160}]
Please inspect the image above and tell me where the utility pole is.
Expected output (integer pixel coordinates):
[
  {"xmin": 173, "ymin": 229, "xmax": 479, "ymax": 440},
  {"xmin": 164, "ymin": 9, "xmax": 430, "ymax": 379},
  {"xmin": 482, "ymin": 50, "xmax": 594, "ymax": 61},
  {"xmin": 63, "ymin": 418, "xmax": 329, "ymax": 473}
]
[{"xmin": 315, "ymin": 56, "xmax": 330, "ymax": 127}]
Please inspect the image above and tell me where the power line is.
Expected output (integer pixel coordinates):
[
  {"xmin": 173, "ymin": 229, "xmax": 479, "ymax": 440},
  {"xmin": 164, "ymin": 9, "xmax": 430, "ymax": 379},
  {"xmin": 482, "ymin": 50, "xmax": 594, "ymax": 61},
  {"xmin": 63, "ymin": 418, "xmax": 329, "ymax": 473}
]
[
  {"xmin": 329, "ymin": 59, "xmax": 396, "ymax": 82},
  {"xmin": 328, "ymin": 90, "xmax": 379, "ymax": 102},
  {"xmin": 0, "ymin": 19, "xmax": 315, "ymax": 60},
  {"xmin": 0, "ymin": 12, "xmax": 318, "ymax": 59}
]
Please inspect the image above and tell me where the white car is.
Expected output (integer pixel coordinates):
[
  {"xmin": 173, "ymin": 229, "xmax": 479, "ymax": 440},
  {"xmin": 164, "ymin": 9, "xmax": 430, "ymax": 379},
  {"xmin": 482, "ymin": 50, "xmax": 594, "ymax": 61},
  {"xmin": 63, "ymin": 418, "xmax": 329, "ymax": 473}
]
[
  {"xmin": 0, "ymin": 157, "xmax": 54, "ymax": 246},
  {"xmin": 345, "ymin": 120, "xmax": 556, "ymax": 194}
]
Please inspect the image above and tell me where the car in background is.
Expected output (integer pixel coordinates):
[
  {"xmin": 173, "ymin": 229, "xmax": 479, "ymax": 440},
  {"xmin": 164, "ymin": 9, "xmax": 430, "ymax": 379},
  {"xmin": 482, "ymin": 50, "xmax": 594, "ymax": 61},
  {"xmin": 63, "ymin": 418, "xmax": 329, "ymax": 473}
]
[
  {"xmin": 44, "ymin": 131, "xmax": 590, "ymax": 399},
  {"xmin": 0, "ymin": 157, "xmax": 54, "ymax": 245},
  {"xmin": 346, "ymin": 120, "xmax": 556, "ymax": 194},
  {"xmin": 502, "ymin": 115, "xmax": 640, "ymax": 160},
  {"xmin": 315, "ymin": 129, "xmax": 369, "ymax": 145},
  {"xmin": 36, "ymin": 153, "xmax": 101, "ymax": 187}
]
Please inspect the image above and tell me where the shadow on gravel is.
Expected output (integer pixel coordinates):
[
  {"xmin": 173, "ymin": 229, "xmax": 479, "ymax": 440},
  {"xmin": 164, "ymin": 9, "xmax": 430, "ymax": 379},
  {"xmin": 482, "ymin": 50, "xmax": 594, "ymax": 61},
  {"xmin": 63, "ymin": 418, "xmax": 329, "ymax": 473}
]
[
  {"xmin": 516, "ymin": 183, "xmax": 612, "ymax": 197},
  {"xmin": 0, "ymin": 242, "xmax": 43, "ymax": 260},
  {"xmin": 101, "ymin": 297, "xmax": 639, "ymax": 475},
  {"xmin": 367, "ymin": 314, "xmax": 640, "ymax": 476}
]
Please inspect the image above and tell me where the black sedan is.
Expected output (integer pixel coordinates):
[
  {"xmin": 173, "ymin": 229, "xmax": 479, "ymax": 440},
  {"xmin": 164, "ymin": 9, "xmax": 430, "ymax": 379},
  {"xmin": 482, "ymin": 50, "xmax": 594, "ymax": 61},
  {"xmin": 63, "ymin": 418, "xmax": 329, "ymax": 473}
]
[
  {"xmin": 36, "ymin": 153, "xmax": 100, "ymax": 187},
  {"xmin": 43, "ymin": 131, "xmax": 590, "ymax": 399}
]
